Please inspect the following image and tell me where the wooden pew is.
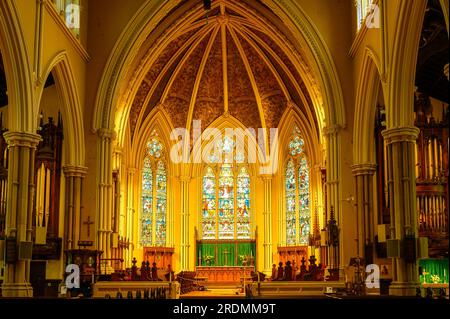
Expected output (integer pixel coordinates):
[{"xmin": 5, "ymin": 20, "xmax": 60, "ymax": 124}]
[
  {"xmin": 176, "ymin": 271, "xmax": 197, "ymax": 294},
  {"xmin": 92, "ymin": 281, "xmax": 180, "ymax": 299},
  {"xmin": 250, "ymin": 281, "xmax": 345, "ymax": 297}
]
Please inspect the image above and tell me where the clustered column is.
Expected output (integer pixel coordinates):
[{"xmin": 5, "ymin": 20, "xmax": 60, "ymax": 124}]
[
  {"xmin": 261, "ymin": 174, "xmax": 273, "ymax": 275},
  {"xmin": 63, "ymin": 165, "xmax": 88, "ymax": 250},
  {"xmin": 351, "ymin": 163, "xmax": 376, "ymax": 262},
  {"xmin": 125, "ymin": 168, "xmax": 136, "ymax": 268},
  {"xmin": 97, "ymin": 129, "xmax": 115, "ymax": 273},
  {"xmin": 382, "ymin": 127, "xmax": 420, "ymax": 296},
  {"xmin": 323, "ymin": 125, "xmax": 343, "ymax": 269},
  {"xmin": 1, "ymin": 132, "xmax": 41, "ymax": 297},
  {"xmin": 179, "ymin": 175, "xmax": 190, "ymax": 270}
]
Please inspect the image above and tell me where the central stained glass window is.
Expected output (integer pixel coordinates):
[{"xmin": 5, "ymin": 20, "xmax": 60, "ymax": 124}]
[
  {"xmin": 285, "ymin": 127, "xmax": 311, "ymax": 245},
  {"xmin": 202, "ymin": 136, "xmax": 251, "ymax": 239},
  {"xmin": 141, "ymin": 132, "xmax": 167, "ymax": 246}
]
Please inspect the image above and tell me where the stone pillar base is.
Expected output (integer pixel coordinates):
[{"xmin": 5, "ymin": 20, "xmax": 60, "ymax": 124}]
[
  {"xmin": 1, "ymin": 283, "xmax": 34, "ymax": 297},
  {"xmin": 389, "ymin": 282, "xmax": 419, "ymax": 296}
]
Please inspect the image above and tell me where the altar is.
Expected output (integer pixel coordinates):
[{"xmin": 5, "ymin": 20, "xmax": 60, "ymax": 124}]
[
  {"xmin": 196, "ymin": 240, "xmax": 256, "ymax": 267},
  {"xmin": 195, "ymin": 239, "xmax": 256, "ymax": 283},
  {"xmin": 196, "ymin": 266, "xmax": 254, "ymax": 283}
]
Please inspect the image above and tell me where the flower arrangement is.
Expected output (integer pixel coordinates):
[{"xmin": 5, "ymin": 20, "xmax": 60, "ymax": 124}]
[
  {"xmin": 431, "ymin": 274, "xmax": 441, "ymax": 284},
  {"xmin": 204, "ymin": 255, "xmax": 214, "ymax": 266}
]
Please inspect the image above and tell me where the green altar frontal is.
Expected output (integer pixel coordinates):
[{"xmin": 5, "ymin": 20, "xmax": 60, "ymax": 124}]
[
  {"xmin": 419, "ymin": 258, "xmax": 449, "ymax": 284},
  {"xmin": 196, "ymin": 240, "xmax": 256, "ymax": 267}
]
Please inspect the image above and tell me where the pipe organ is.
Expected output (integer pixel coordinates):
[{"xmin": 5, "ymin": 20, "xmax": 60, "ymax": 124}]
[
  {"xmin": 33, "ymin": 113, "xmax": 63, "ymax": 246},
  {"xmin": 376, "ymin": 95, "xmax": 449, "ymax": 258},
  {"xmin": 414, "ymin": 93, "xmax": 448, "ymax": 257}
]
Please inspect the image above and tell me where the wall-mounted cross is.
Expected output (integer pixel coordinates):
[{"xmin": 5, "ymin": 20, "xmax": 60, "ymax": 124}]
[{"xmin": 83, "ymin": 216, "xmax": 94, "ymax": 238}]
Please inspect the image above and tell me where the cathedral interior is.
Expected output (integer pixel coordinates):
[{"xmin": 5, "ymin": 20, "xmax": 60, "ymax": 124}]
[{"xmin": 0, "ymin": 0, "xmax": 448, "ymax": 300}]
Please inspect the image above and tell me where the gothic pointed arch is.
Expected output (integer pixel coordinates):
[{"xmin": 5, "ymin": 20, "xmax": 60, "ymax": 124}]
[
  {"xmin": 38, "ymin": 52, "xmax": 86, "ymax": 166},
  {"xmin": 0, "ymin": 0, "xmax": 34, "ymax": 132},
  {"xmin": 353, "ymin": 49, "xmax": 386, "ymax": 165},
  {"xmin": 92, "ymin": 0, "xmax": 345, "ymax": 149}
]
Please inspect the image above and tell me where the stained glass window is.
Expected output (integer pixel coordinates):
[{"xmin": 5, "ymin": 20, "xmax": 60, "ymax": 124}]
[
  {"xmin": 285, "ymin": 159, "xmax": 296, "ymax": 245},
  {"xmin": 298, "ymin": 157, "xmax": 310, "ymax": 245},
  {"xmin": 236, "ymin": 167, "xmax": 251, "ymax": 239},
  {"xmin": 285, "ymin": 128, "xmax": 311, "ymax": 245},
  {"xmin": 202, "ymin": 167, "xmax": 216, "ymax": 239},
  {"xmin": 218, "ymin": 164, "xmax": 234, "ymax": 239},
  {"xmin": 141, "ymin": 157, "xmax": 153, "ymax": 246},
  {"xmin": 155, "ymin": 161, "xmax": 167, "ymax": 246},
  {"xmin": 355, "ymin": 0, "xmax": 374, "ymax": 30},
  {"xmin": 147, "ymin": 135, "xmax": 163, "ymax": 158},
  {"xmin": 140, "ymin": 134, "xmax": 167, "ymax": 247},
  {"xmin": 201, "ymin": 136, "xmax": 251, "ymax": 240}
]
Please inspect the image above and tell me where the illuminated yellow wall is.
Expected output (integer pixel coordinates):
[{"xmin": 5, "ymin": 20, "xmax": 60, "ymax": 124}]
[{"xmin": 1, "ymin": 0, "xmax": 447, "ymax": 290}]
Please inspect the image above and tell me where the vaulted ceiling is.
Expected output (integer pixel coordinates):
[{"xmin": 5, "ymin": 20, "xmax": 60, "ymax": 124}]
[
  {"xmin": 127, "ymin": 0, "xmax": 317, "ymax": 143},
  {"xmin": 415, "ymin": 0, "xmax": 448, "ymax": 103}
]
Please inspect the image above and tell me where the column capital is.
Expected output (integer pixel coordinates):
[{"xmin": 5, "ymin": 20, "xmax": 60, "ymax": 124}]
[
  {"xmin": 381, "ymin": 127, "xmax": 419, "ymax": 144},
  {"xmin": 3, "ymin": 132, "xmax": 41, "ymax": 148},
  {"xmin": 313, "ymin": 164, "xmax": 325, "ymax": 172},
  {"xmin": 179, "ymin": 175, "xmax": 191, "ymax": 183},
  {"xmin": 63, "ymin": 165, "xmax": 88, "ymax": 177},
  {"xmin": 113, "ymin": 145, "xmax": 123, "ymax": 155},
  {"xmin": 322, "ymin": 124, "xmax": 343, "ymax": 136},
  {"xmin": 351, "ymin": 163, "xmax": 377, "ymax": 176},
  {"xmin": 98, "ymin": 128, "xmax": 116, "ymax": 140},
  {"xmin": 127, "ymin": 167, "xmax": 136, "ymax": 175},
  {"xmin": 259, "ymin": 173, "xmax": 273, "ymax": 181}
]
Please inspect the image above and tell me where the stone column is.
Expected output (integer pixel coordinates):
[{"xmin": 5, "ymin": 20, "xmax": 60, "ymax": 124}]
[
  {"xmin": 97, "ymin": 129, "xmax": 115, "ymax": 273},
  {"xmin": 179, "ymin": 175, "xmax": 190, "ymax": 271},
  {"xmin": 382, "ymin": 127, "xmax": 420, "ymax": 296},
  {"xmin": 62, "ymin": 165, "xmax": 88, "ymax": 250},
  {"xmin": 1, "ymin": 132, "xmax": 41, "ymax": 297},
  {"xmin": 351, "ymin": 163, "xmax": 377, "ymax": 263},
  {"xmin": 125, "ymin": 168, "xmax": 136, "ymax": 268},
  {"xmin": 261, "ymin": 174, "xmax": 273, "ymax": 275},
  {"xmin": 323, "ymin": 125, "xmax": 344, "ymax": 271}
]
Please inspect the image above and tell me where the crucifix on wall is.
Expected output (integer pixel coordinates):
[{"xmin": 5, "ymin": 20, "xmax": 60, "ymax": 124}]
[{"xmin": 83, "ymin": 216, "xmax": 94, "ymax": 238}]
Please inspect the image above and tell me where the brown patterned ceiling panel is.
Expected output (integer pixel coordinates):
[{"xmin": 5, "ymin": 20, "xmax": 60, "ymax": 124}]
[
  {"xmin": 163, "ymin": 33, "xmax": 212, "ymax": 129},
  {"xmin": 261, "ymin": 93, "xmax": 287, "ymax": 129},
  {"xmin": 192, "ymin": 30, "xmax": 224, "ymax": 130},
  {"xmin": 227, "ymin": 29, "xmax": 262, "ymax": 130}
]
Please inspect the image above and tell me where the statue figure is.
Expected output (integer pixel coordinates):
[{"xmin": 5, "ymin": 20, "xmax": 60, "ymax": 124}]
[
  {"xmin": 151, "ymin": 262, "xmax": 159, "ymax": 281},
  {"xmin": 277, "ymin": 262, "xmax": 284, "ymax": 281},
  {"xmin": 271, "ymin": 264, "xmax": 277, "ymax": 281},
  {"xmin": 327, "ymin": 207, "xmax": 340, "ymax": 247},
  {"xmin": 284, "ymin": 261, "xmax": 292, "ymax": 281},
  {"xmin": 327, "ymin": 218, "xmax": 340, "ymax": 247}
]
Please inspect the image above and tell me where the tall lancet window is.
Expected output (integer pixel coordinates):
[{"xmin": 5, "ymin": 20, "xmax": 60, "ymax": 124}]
[
  {"xmin": 140, "ymin": 132, "xmax": 166, "ymax": 246},
  {"xmin": 285, "ymin": 127, "xmax": 311, "ymax": 245},
  {"xmin": 201, "ymin": 136, "xmax": 251, "ymax": 240},
  {"xmin": 355, "ymin": 0, "xmax": 374, "ymax": 30}
]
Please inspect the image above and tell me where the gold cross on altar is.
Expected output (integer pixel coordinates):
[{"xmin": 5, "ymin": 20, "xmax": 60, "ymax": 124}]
[
  {"xmin": 83, "ymin": 216, "xmax": 94, "ymax": 238},
  {"xmin": 223, "ymin": 249, "xmax": 231, "ymax": 266}
]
